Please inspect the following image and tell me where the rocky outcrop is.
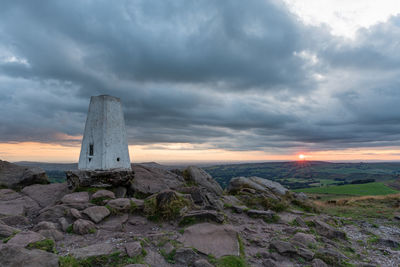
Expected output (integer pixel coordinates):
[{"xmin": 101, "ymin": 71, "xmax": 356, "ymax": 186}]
[
  {"xmin": 130, "ymin": 164, "xmax": 185, "ymax": 195},
  {"xmin": 0, "ymin": 160, "xmax": 48, "ymax": 189},
  {"xmin": 227, "ymin": 176, "xmax": 288, "ymax": 195},
  {"xmin": 0, "ymin": 189, "xmax": 40, "ymax": 217},
  {"xmin": 65, "ymin": 169, "xmax": 134, "ymax": 190},
  {"xmin": 184, "ymin": 166, "xmax": 223, "ymax": 196},
  {"xmin": 21, "ymin": 183, "xmax": 69, "ymax": 208}
]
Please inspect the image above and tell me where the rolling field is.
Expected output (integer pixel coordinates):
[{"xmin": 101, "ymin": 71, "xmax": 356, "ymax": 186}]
[{"xmin": 294, "ymin": 182, "xmax": 398, "ymax": 196}]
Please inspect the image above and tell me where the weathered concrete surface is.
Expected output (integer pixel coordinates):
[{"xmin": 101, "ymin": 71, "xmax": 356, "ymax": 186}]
[{"xmin": 78, "ymin": 95, "xmax": 131, "ymax": 171}]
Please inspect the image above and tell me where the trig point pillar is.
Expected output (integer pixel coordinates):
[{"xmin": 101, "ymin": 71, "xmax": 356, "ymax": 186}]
[{"xmin": 78, "ymin": 95, "xmax": 131, "ymax": 170}]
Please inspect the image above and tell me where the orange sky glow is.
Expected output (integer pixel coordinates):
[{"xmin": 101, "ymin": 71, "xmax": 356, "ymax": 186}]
[{"xmin": 1, "ymin": 142, "xmax": 400, "ymax": 163}]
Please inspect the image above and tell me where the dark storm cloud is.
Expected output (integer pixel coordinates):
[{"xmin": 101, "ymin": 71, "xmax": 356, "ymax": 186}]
[{"xmin": 1, "ymin": 0, "xmax": 400, "ymax": 153}]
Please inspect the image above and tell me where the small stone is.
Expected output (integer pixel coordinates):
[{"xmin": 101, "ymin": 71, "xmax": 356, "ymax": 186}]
[
  {"xmin": 130, "ymin": 198, "xmax": 144, "ymax": 210},
  {"xmin": 58, "ymin": 217, "xmax": 69, "ymax": 232},
  {"xmin": 70, "ymin": 208, "xmax": 82, "ymax": 219},
  {"xmin": 62, "ymin": 192, "xmax": 89, "ymax": 204},
  {"xmin": 99, "ymin": 214, "xmax": 128, "ymax": 231},
  {"xmin": 82, "ymin": 206, "xmax": 110, "ymax": 223},
  {"xmin": 73, "ymin": 219, "xmax": 96, "ymax": 235},
  {"xmin": 38, "ymin": 229, "xmax": 64, "ymax": 241},
  {"xmin": 292, "ymin": 232, "xmax": 317, "ymax": 247},
  {"xmin": 125, "ymin": 241, "xmax": 142, "ymax": 257},
  {"xmin": 269, "ymin": 240, "xmax": 297, "ymax": 255},
  {"xmin": 180, "ymin": 210, "xmax": 224, "ymax": 225},
  {"xmin": 107, "ymin": 198, "xmax": 131, "ymax": 212},
  {"xmin": 33, "ymin": 221, "xmax": 58, "ymax": 231},
  {"xmin": 175, "ymin": 247, "xmax": 198, "ymax": 265},
  {"xmin": 92, "ymin": 190, "xmax": 115, "ymax": 200},
  {"xmin": 314, "ymin": 220, "xmax": 346, "ymax": 240}
]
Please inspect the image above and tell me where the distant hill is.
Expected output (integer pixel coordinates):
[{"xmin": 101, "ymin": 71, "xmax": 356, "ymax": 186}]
[
  {"xmin": 13, "ymin": 160, "xmax": 400, "ymax": 190},
  {"xmin": 203, "ymin": 161, "xmax": 400, "ymax": 189}
]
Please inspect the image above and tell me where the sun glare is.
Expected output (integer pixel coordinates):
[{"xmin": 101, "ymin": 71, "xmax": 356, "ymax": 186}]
[{"xmin": 299, "ymin": 154, "xmax": 305, "ymax": 160}]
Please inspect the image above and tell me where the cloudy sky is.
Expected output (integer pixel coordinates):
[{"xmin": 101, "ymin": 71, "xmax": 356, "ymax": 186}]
[{"xmin": 1, "ymin": 0, "xmax": 400, "ymax": 163}]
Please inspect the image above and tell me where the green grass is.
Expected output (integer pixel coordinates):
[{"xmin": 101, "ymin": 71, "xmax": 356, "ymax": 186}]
[
  {"xmin": 294, "ymin": 182, "xmax": 398, "ymax": 196},
  {"xmin": 27, "ymin": 239, "xmax": 56, "ymax": 253},
  {"xmin": 59, "ymin": 251, "xmax": 146, "ymax": 267}
]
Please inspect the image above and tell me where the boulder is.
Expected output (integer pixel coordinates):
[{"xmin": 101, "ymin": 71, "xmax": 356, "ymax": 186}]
[
  {"xmin": 0, "ymin": 223, "xmax": 19, "ymax": 239},
  {"xmin": 292, "ymin": 232, "xmax": 317, "ymax": 247},
  {"xmin": 125, "ymin": 241, "xmax": 142, "ymax": 257},
  {"xmin": 0, "ymin": 189, "xmax": 40, "ymax": 217},
  {"xmin": 107, "ymin": 198, "xmax": 131, "ymax": 212},
  {"xmin": 180, "ymin": 210, "xmax": 224, "ymax": 225},
  {"xmin": 73, "ymin": 219, "xmax": 96, "ymax": 235},
  {"xmin": 35, "ymin": 205, "xmax": 70, "ymax": 223},
  {"xmin": 184, "ymin": 166, "xmax": 223, "ymax": 196},
  {"xmin": 38, "ymin": 229, "xmax": 64, "ymax": 241},
  {"xmin": 130, "ymin": 164, "xmax": 185, "ymax": 195},
  {"xmin": 21, "ymin": 183, "xmax": 69, "ymax": 208},
  {"xmin": 7, "ymin": 230, "xmax": 45, "ymax": 247},
  {"xmin": 179, "ymin": 223, "xmax": 239, "ymax": 258},
  {"xmin": 0, "ymin": 244, "xmax": 59, "ymax": 267},
  {"xmin": 66, "ymin": 169, "xmax": 134, "ymax": 190},
  {"xmin": 0, "ymin": 160, "xmax": 48, "ymax": 189},
  {"xmin": 227, "ymin": 176, "xmax": 288, "ymax": 195},
  {"xmin": 70, "ymin": 243, "xmax": 117, "ymax": 259},
  {"xmin": 314, "ymin": 220, "xmax": 346, "ymax": 240},
  {"xmin": 98, "ymin": 214, "xmax": 129, "ymax": 231},
  {"xmin": 92, "ymin": 189, "xmax": 115, "ymax": 201},
  {"xmin": 82, "ymin": 206, "xmax": 110, "ymax": 223},
  {"xmin": 61, "ymin": 192, "xmax": 89, "ymax": 204}
]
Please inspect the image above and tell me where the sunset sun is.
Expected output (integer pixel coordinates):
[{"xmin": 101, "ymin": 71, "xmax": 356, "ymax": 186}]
[{"xmin": 299, "ymin": 154, "xmax": 305, "ymax": 160}]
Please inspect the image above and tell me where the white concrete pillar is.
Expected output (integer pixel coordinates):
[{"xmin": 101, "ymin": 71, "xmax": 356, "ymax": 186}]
[{"xmin": 78, "ymin": 95, "xmax": 131, "ymax": 170}]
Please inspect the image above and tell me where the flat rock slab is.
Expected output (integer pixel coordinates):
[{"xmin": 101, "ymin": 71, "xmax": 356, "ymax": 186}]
[
  {"xmin": 179, "ymin": 223, "xmax": 239, "ymax": 258},
  {"xmin": 0, "ymin": 244, "xmax": 59, "ymax": 267},
  {"xmin": 21, "ymin": 183, "xmax": 69, "ymax": 208},
  {"xmin": 0, "ymin": 190, "xmax": 40, "ymax": 217},
  {"xmin": 82, "ymin": 206, "xmax": 110, "ymax": 223},
  {"xmin": 70, "ymin": 243, "xmax": 117, "ymax": 259},
  {"xmin": 180, "ymin": 210, "xmax": 224, "ymax": 225},
  {"xmin": 61, "ymin": 192, "xmax": 89, "ymax": 204},
  {"xmin": 99, "ymin": 214, "xmax": 129, "ymax": 231},
  {"xmin": 7, "ymin": 230, "xmax": 45, "ymax": 247}
]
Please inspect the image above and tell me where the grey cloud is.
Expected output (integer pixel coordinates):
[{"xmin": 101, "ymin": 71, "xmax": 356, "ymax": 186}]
[{"xmin": 0, "ymin": 0, "xmax": 400, "ymax": 154}]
